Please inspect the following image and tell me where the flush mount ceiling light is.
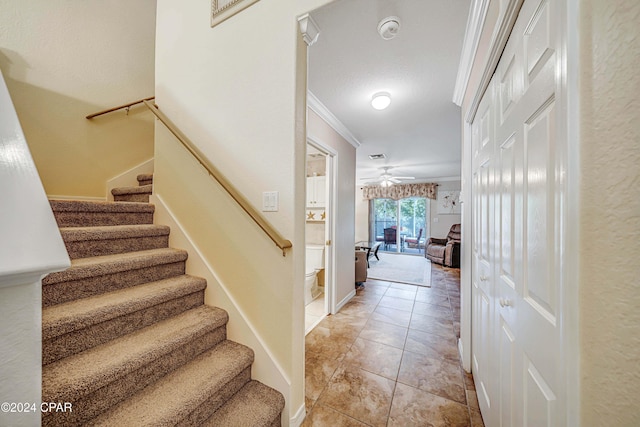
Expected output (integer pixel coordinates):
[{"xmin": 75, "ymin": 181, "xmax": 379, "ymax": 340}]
[{"xmin": 371, "ymin": 92, "xmax": 391, "ymax": 110}]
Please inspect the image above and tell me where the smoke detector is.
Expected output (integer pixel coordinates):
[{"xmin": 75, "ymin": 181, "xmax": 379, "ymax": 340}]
[{"xmin": 377, "ymin": 16, "xmax": 400, "ymax": 40}]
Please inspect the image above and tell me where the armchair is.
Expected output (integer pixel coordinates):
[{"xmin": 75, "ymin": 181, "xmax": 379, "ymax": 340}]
[
  {"xmin": 405, "ymin": 228, "xmax": 424, "ymax": 253},
  {"xmin": 425, "ymin": 224, "xmax": 461, "ymax": 267}
]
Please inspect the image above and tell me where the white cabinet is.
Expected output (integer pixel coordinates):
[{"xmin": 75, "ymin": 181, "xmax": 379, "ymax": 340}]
[{"xmin": 306, "ymin": 175, "xmax": 326, "ymax": 208}]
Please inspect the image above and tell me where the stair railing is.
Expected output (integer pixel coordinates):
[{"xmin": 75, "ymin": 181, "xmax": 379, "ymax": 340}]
[
  {"xmin": 142, "ymin": 100, "xmax": 293, "ymax": 256},
  {"xmin": 86, "ymin": 97, "xmax": 156, "ymax": 119}
]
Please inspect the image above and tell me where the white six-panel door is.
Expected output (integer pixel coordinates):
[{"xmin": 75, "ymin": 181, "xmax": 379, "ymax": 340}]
[{"xmin": 471, "ymin": 0, "xmax": 565, "ymax": 425}]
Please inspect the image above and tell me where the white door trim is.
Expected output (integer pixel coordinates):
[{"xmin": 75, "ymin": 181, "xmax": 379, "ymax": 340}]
[
  {"xmin": 464, "ymin": 0, "xmax": 525, "ymax": 124},
  {"xmin": 307, "ymin": 136, "xmax": 338, "ymax": 315},
  {"xmin": 560, "ymin": 0, "xmax": 581, "ymax": 423},
  {"xmin": 459, "ymin": 120, "xmax": 473, "ymax": 372},
  {"xmin": 453, "ymin": 0, "xmax": 491, "ymax": 106}
]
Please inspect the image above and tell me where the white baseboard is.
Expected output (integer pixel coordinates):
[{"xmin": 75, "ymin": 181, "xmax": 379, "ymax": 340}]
[
  {"xmin": 458, "ymin": 338, "xmax": 470, "ymax": 372},
  {"xmin": 290, "ymin": 404, "xmax": 306, "ymax": 427},
  {"xmin": 335, "ymin": 289, "xmax": 356, "ymax": 313},
  {"xmin": 106, "ymin": 158, "xmax": 154, "ymax": 201}
]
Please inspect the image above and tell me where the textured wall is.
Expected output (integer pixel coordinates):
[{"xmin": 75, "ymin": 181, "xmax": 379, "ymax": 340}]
[{"xmin": 579, "ymin": 0, "xmax": 640, "ymax": 425}]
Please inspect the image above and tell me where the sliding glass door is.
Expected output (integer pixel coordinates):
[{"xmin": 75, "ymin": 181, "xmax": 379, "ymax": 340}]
[{"xmin": 372, "ymin": 197, "xmax": 427, "ymax": 254}]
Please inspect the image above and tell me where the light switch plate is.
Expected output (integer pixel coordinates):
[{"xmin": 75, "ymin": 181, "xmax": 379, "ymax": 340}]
[{"xmin": 262, "ymin": 191, "xmax": 278, "ymax": 212}]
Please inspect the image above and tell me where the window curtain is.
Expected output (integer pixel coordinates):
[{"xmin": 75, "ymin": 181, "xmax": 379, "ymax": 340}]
[{"xmin": 361, "ymin": 183, "xmax": 438, "ymax": 201}]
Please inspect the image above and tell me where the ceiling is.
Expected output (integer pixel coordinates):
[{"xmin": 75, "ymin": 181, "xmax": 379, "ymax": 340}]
[{"xmin": 307, "ymin": 0, "xmax": 470, "ymax": 184}]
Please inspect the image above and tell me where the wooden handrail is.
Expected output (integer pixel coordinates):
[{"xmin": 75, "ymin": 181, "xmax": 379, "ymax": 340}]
[
  {"xmin": 142, "ymin": 100, "xmax": 293, "ymax": 256},
  {"xmin": 86, "ymin": 96, "xmax": 156, "ymax": 119}
]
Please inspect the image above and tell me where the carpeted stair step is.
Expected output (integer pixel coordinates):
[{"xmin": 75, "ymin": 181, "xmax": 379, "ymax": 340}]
[
  {"xmin": 89, "ymin": 340, "xmax": 256, "ymax": 427},
  {"xmin": 50, "ymin": 200, "xmax": 155, "ymax": 227},
  {"xmin": 112, "ymin": 184, "xmax": 153, "ymax": 202},
  {"xmin": 42, "ymin": 275, "xmax": 207, "ymax": 365},
  {"xmin": 42, "ymin": 248, "xmax": 188, "ymax": 307},
  {"xmin": 42, "ymin": 306, "xmax": 230, "ymax": 427},
  {"xmin": 137, "ymin": 173, "xmax": 153, "ymax": 186},
  {"xmin": 202, "ymin": 380, "xmax": 285, "ymax": 427},
  {"xmin": 60, "ymin": 224, "xmax": 170, "ymax": 259}
]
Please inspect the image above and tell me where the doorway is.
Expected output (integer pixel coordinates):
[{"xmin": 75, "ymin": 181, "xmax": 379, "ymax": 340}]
[
  {"xmin": 304, "ymin": 139, "xmax": 336, "ymax": 334},
  {"xmin": 370, "ymin": 197, "xmax": 428, "ymax": 255}
]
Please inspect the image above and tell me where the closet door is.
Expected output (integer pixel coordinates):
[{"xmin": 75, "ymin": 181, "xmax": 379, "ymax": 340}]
[
  {"xmin": 471, "ymin": 0, "xmax": 565, "ymax": 424},
  {"xmin": 471, "ymin": 79, "xmax": 496, "ymax": 423},
  {"xmin": 506, "ymin": 0, "xmax": 563, "ymax": 424}
]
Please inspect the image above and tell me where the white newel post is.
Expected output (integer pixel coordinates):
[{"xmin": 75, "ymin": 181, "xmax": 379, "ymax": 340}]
[{"xmin": 0, "ymin": 70, "xmax": 70, "ymax": 427}]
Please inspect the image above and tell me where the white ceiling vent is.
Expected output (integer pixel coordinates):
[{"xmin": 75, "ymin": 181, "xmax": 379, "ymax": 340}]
[
  {"xmin": 368, "ymin": 153, "xmax": 386, "ymax": 160},
  {"xmin": 377, "ymin": 16, "xmax": 400, "ymax": 40}
]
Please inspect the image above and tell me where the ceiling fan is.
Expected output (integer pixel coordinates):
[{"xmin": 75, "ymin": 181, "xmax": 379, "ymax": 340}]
[{"xmin": 360, "ymin": 167, "xmax": 415, "ymax": 187}]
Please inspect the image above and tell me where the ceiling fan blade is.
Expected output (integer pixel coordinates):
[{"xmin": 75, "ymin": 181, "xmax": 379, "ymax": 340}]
[
  {"xmin": 393, "ymin": 176, "xmax": 415, "ymax": 180},
  {"xmin": 389, "ymin": 178, "xmax": 402, "ymax": 183}
]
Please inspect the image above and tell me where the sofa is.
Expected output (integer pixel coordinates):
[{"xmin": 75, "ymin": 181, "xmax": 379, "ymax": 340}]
[{"xmin": 425, "ymin": 224, "xmax": 461, "ymax": 267}]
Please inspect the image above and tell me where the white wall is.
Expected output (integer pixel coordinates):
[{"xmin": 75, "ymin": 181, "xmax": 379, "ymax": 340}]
[
  {"xmin": 0, "ymin": 0, "xmax": 156, "ymax": 198},
  {"xmin": 579, "ymin": 0, "xmax": 640, "ymax": 424}
]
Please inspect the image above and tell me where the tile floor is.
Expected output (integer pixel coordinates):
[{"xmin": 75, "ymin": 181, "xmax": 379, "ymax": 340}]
[
  {"xmin": 303, "ymin": 264, "xmax": 484, "ymax": 427},
  {"xmin": 306, "ymin": 292, "xmax": 326, "ymax": 333}
]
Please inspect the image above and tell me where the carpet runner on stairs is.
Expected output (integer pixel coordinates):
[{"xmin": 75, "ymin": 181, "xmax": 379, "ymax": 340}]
[{"xmin": 42, "ymin": 175, "xmax": 284, "ymax": 426}]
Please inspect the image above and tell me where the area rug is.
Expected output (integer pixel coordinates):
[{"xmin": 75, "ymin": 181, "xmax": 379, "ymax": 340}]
[{"xmin": 367, "ymin": 252, "xmax": 431, "ymax": 287}]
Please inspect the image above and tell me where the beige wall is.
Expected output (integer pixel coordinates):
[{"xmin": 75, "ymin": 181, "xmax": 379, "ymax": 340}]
[
  {"xmin": 154, "ymin": 0, "xmax": 332, "ymax": 423},
  {"xmin": 355, "ymin": 189, "xmax": 369, "ymax": 243},
  {"xmin": 307, "ymin": 109, "xmax": 357, "ymax": 308},
  {"xmin": 432, "ymin": 181, "xmax": 462, "ymax": 238},
  {"xmin": 579, "ymin": 0, "xmax": 640, "ymax": 424},
  {"xmin": 0, "ymin": 0, "xmax": 156, "ymax": 198}
]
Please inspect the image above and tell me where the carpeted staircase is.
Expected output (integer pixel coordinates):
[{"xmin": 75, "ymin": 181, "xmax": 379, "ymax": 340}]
[{"xmin": 42, "ymin": 175, "xmax": 284, "ymax": 426}]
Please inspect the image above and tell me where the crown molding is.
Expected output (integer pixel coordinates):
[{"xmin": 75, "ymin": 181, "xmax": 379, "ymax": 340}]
[
  {"xmin": 453, "ymin": 0, "xmax": 490, "ymax": 106},
  {"xmin": 298, "ymin": 13, "xmax": 320, "ymax": 46},
  {"xmin": 307, "ymin": 91, "xmax": 361, "ymax": 149}
]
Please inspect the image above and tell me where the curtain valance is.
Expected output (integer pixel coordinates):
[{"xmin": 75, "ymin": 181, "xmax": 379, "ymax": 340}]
[{"xmin": 361, "ymin": 183, "xmax": 438, "ymax": 200}]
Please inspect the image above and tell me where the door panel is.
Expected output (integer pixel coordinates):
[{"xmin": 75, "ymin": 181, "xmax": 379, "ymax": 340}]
[
  {"xmin": 472, "ymin": 81, "xmax": 495, "ymax": 421},
  {"xmin": 499, "ymin": 320, "xmax": 516, "ymax": 427},
  {"xmin": 524, "ymin": 356, "xmax": 556, "ymax": 427}
]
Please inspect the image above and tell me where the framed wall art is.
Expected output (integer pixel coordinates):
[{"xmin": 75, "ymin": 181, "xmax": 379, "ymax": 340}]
[
  {"xmin": 437, "ymin": 190, "xmax": 461, "ymax": 214},
  {"xmin": 212, "ymin": 0, "xmax": 260, "ymax": 27}
]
